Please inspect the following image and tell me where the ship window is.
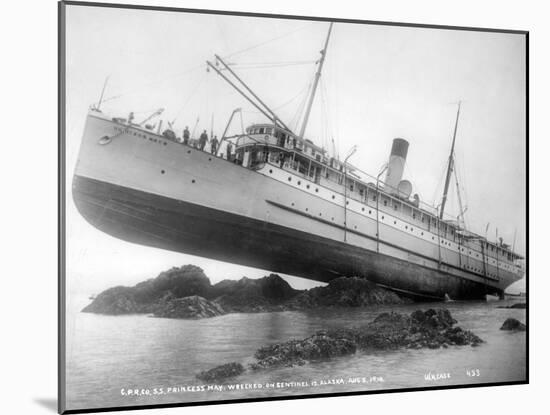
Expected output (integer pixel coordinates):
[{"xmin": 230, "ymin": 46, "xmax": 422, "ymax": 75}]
[
  {"xmin": 306, "ymin": 208, "xmax": 308, "ymax": 212},
  {"xmin": 288, "ymin": 177, "xmax": 292, "ymax": 181},
  {"xmin": 307, "ymin": 184, "xmax": 310, "ymax": 189},
  {"xmin": 383, "ymin": 200, "xmax": 387, "ymax": 206},
  {"xmin": 315, "ymin": 188, "xmax": 319, "ymax": 193},
  {"xmin": 405, "ymin": 225, "xmax": 408, "ymax": 229},
  {"xmin": 161, "ymin": 170, "xmax": 165, "ymax": 174},
  {"xmin": 332, "ymin": 195, "xmax": 335, "ymax": 199},
  {"xmin": 369, "ymin": 210, "xmax": 372, "ymax": 214},
  {"xmin": 411, "ymin": 227, "xmax": 414, "ymax": 232},
  {"xmin": 421, "ymin": 232, "xmax": 424, "ymax": 236},
  {"xmin": 191, "ymin": 179, "xmax": 195, "ymax": 183},
  {"xmin": 362, "ymin": 207, "xmax": 365, "ymax": 212},
  {"xmin": 382, "ymin": 216, "xmax": 385, "ymax": 220},
  {"xmin": 269, "ymin": 169, "xmax": 273, "ymax": 174},
  {"xmin": 297, "ymin": 181, "xmax": 301, "ymax": 185},
  {"xmin": 346, "ymin": 201, "xmax": 349, "ymax": 205},
  {"xmin": 394, "ymin": 220, "xmax": 397, "ymax": 224}
]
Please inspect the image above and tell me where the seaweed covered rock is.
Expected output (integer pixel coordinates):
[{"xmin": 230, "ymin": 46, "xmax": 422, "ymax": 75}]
[
  {"xmin": 245, "ymin": 309, "xmax": 483, "ymax": 370},
  {"xmin": 500, "ymin": 318, "xmax": 526, "ymax": 331},
  {"xmin": 83, "ymin": 268, "xmax": 409, "ymax": 318},
  {"xmin": 82, "ymin": 286, "xmax": 142, "ymax": 315},
  {"xmin": 212, "ymin": 274, "xmax": 300, "ymax": 312},
  {"xmin": 196, "ymin": 362, "xmax": 245, "ymax": 382},
  {"xmin": 289, "ymin": 277, "xmax": 409, "ymax": 308},
  {"xmin": 154, "ymin": 296, "xmax": 225, "ymax": 319},
  {"xmin": 83, "ymin": 265, "xmax": 213, "ymax": 315},
  {"xmin": 251, "ymin": 331, "xmax": 357, "ymax": 370}
]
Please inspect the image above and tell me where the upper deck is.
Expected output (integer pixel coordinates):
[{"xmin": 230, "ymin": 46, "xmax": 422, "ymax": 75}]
[{"xmin": 233, "ymin": 123, "xmax": 524, "ymax": 265}]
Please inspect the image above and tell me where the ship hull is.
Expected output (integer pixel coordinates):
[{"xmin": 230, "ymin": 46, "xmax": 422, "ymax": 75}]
[
  {"xmin": 71, "ymin": 113, "xmax": 522, "ymax": 301},
  {"xmin": 72, "ymin": 174, "xmax": 501, "ymax": 300}
]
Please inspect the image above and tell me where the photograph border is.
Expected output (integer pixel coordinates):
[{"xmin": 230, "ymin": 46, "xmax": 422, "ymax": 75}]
[{"xmin": 58, "ymin": 1, "xmax": 529, "ymax": 413}]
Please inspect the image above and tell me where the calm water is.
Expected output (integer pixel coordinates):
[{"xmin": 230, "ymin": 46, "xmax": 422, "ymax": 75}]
[{"xmin": 65, "ymin": 296, "xmax": 526, "ymax": 411}]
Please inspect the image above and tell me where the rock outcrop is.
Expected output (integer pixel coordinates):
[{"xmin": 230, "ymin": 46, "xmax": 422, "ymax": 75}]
[
  {"xmin": 212, "ymin": 274, "xmax": 300, "ymax": 312},
  {"xmin": 288, "ymin": 277, "xmax": 410, "ymax": 309},
  {"xmin": 153, "ymin": 296, "xmax": 225, "ymax": 319},
  {"xmin": 83, "ymin": 265, "xmax": 408, "ymax": 319},
  {"xmin": 196, "ymin": 362, "xmax": 245, "ymax": 382},
  {"xmin": 500, "ymin": 318, "xmax": 526, "ymax": 331},
  {"xmin": 250, "ymin": 309, "xmax": 481, "ymax": 370},
  {"xmin": 196, "ymin": 309, "xmax": 482, "ymax": 377}
]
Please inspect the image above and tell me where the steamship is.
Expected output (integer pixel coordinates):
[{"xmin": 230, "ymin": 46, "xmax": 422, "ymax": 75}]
[{"xmin": 72, "ymin": 23, "xmax": 524, "ymax": 300}]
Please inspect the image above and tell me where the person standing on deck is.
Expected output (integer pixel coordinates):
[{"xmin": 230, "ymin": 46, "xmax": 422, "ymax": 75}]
[
  {"xmin": 226, "ymin": 142, "xmax": 233, "ymax": 161},
  {"xmin": 183, "ymin": 126, "xmax": 190, "ymax": 145},
  {"xmin": 198, "ymin": 130, "xmax": 208, "ymax": 151},
  {"xmin": 210, "ymin": 135, "xmax": 219, "ymax": 155}
]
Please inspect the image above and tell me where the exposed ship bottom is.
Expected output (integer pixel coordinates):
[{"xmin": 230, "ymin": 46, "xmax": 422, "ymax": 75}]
[{"xmin": 72, "ymin": 174, "xmax": 504, "ymax": 301}]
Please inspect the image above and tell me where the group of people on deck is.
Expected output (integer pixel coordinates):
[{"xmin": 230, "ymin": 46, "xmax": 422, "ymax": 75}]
[{"xmin": 161, "ymin": 125, "xmax": 233, "ymax": 159}]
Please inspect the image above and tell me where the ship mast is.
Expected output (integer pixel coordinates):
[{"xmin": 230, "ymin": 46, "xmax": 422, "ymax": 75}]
[
  {"xmin": 439, "ymin": 101, "xmax": 461, "ymax": 220},
  {"xmin": 298, "ymin": 22, "xmax": 334, "ymax": 139}
]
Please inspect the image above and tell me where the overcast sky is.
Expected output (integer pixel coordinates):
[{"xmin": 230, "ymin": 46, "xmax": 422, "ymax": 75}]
[{"xmin": 65, "ymin": 5, "xmax": 526, "ymax": 295}]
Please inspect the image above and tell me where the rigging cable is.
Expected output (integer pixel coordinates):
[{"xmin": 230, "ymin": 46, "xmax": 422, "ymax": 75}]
[{"xmin": 222, "ymin": 23, "xmax": 313, "ymax": 60}]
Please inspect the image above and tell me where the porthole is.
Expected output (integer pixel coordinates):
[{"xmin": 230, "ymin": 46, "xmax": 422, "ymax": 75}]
[
  {"xmin": 163, "ymin": 142, "xmax": 167, "ymax": 146},
  {"xmin": 362, "ymin": 207, "xmax": 365, "ymax": 212},
  {"xmin": 305, "ymin": 208, "xmax": 308, "ymax": 212},
  {"xmin": 332, "ymin": 195, "xmax": 335, "ymax": 199},
  {"xmin": 288, "ymin": 177, "xmax": 292, "ymax": 182},
  {"xmin": 319, "ymin": 213, "xmax": 322, "ymax": 217},
  {"xmin": 346, "ymin": 201, "xmax": 349, "ymax": 205},
  {"xmin": 187, "ymin": 150, "xmax": 191, "ymax": 154},
  {"xmin": 394, "ymin": 221, "xmax": 397, "ymax": 224},
  {"xmin": 208, "ymin": 157, "xmax": 212, "ymax": 161},
  {"xmin": 421, "ymin": 232, "xmax": 424, "ymax": 236},
  {"xmin": 331, "ymin": 217, "xmax": 334, "ymax": 221},
  {"xmin": 161, "ymin": 170, "xmax": 165, "ymax": 174},
  {"xmin": 381, "ymin": 216, "xmax": 385, "ymax": 220},
  {"xmin": 191, "ymin": 179, "xmax": 195, "ymax": 183},
  {"xmin": 369, "ymin": 210, "xmax": 372, "ymax": 214},
  {"xmin": 297, "ymin": 181, "xmax": 301, "ymax": 185},
  {"xmin": 405, "ymin": 225, "xmax": 408, "ymax": 229},
  {"xmin": 411, "ymin": 227, "xmax": 414, "ymax": 232},
  {"xmin": 307, "ymin": 184, "xmax": 310, "ymax": 189},
  {"xmin": 354, "ymin": 225, "xmax": 357, "ymax": 229},
  {"xmin": 315, "ymin": 188, "xmax": 319, "ymax": 193},
  {"xmin": 291, "ymin": 202, "xmax": 295, "ymax": 206},
  {"xmin": 269, "ymin": 169, "xmax": 273, "ymax": 174}
]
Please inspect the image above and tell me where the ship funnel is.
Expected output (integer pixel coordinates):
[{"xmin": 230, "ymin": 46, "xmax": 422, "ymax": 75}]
[{"xmin": 384, "ymin": 138, "xmax": 409, "ymax": 195}]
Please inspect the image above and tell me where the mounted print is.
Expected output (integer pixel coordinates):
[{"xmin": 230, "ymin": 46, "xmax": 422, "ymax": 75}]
[{"xmin": 59, "ymin": 1, "xmax": 528, "ymax": 413}]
